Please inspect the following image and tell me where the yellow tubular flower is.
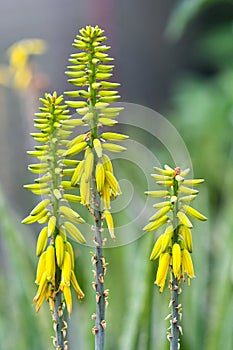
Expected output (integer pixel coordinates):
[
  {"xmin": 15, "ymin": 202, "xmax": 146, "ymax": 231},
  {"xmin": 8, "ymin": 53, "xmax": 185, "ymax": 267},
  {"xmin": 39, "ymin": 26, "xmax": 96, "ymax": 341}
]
[
  {"xmin": 177, "ymin": 211, "xmax": 193, "ymax": 228},
  {"xmin": 105, "ymin": 170, "xmax": 121, "ymax": 195},
  {"xmin": 182, "ymin": 249, "xmax": 195, "ymax": 279},
  {"xmin": 71, "ymin": 270, "xmax": 85, "ymax": 299},
  {"xmin": 80, "ymin": 173, "xmax": 90, "ymax": 205},
  {"xmin": 143, "ymin": 216, "xmax": 169, "ymax": 232},
  {"xmin": 155, "ymin": 253, "xmax": 171, "ymax": 292},
  {"xmin": 95, "ymin": 163, "xmax": 105, "ymax": 193},
  {"xmin": 46, "ymin": 245, "xmax": 56, "ymax": 282},
  {"xmin": 63, "ymin": 221, "xmax": 87, "ymax": 244},
  {"xmin": 35, "ymin": 251, "xmax": 47, "ymax": 285},
  {"xmin": 182, "ymin": 205, "xmax": 207, "ymax": 221},
  {"xmin": 150, "ymin": 234, "xmax": 164, "ymax": 260},
  {"xmin": 181, "ymin": 226, "xmax": 193, "ymax": 253},
  {"xmin": 93, "ymin": 138, "xmax": 102, "ymax": 158},
  {"xmin": 55, "ymin": 234, "xmax": 65, "ymax": 267},
  {"xmin": 65, "ymin": 242, "xmax": 75, "ymax": 270},
  {"xmin": 172, "ymin": 243, "xmax": 181, "ymax": 278},
  {"xmin": 84, "ymin": 151, "xmax": 94, "ymax": 182},
  {"xmin": 102, "ymin": 154, "xmax": 113, "ymax": 173},
  {"xmin": 48, "ymin": 216, "xmax": 56, "ymax": 237},
  {"xmin": 36, "ymin": 227, "xmax": 48, "ymax": 257},
  {"xmin": 104, "ymin": 210, "xmax": 115, "ymax": 239},
  {"xmin": 62, "ymin": 251, "xmax": 72, "ymax": 286},
  {"xmin": 63, "ymin": 286, "xmax": 72, "ymax": 318},
  {"xmin": 102, "ymin": 182, "xmax": 111, "ymax": 210}
]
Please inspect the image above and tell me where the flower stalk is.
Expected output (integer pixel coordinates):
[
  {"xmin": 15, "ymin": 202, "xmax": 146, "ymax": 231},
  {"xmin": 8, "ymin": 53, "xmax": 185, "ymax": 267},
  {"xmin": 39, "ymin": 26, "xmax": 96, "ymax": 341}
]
[
  {"xmin": 64, "ymin": 25, "xmax": 128, "ymax": 350},
  {"xmin": 144, "ymin": 165, "xmax": 207, "ymax": 349},
  {"xmin": 22, "ymin": 92, "xmax": 85, "ymax": 349}
]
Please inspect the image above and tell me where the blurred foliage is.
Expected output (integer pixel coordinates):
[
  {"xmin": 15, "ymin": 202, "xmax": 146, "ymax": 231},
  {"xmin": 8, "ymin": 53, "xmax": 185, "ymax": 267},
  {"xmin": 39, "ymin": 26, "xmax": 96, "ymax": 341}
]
[{"xmin": 166, "ymin": 0, "xmax": 226, "ymax": 41}]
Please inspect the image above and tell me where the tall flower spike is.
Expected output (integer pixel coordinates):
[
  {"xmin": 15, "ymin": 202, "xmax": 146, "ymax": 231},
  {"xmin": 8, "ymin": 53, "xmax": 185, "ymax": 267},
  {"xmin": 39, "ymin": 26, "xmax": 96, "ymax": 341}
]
[
  {"xmin": 143, "ymin": 165, "xmax": 207, "ymax": 349},
  {"xmin": 22, "ymin": 92, "xmax": 85, "ymax": 349},
  {"xmin": 64, "ymin": 25, "xmax": 128, "ymax": 350}
]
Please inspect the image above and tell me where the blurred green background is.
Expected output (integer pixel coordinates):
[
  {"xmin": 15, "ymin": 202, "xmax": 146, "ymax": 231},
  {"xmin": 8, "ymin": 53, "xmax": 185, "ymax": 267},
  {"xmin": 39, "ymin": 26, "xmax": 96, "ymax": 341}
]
[{"xmin": 0, "ymin": 0, "xmax": 233, "ymax": 349}]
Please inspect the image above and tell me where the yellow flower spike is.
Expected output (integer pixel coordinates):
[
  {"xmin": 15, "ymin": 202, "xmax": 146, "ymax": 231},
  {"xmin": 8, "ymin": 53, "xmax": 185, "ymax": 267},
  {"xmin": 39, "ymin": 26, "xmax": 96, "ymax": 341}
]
[
  {"xmin": 155, "ymin": 253, "xmax": 171, "ymax": 290},
  {"xmin": 150, "ymin": 234, "xmax": 164, "ymax": 260},
  {"xmin": 177, "ymin": 211, "xmax": 193, "ymax": 228},
  {"xmin": 62, "ymin": 251, "xmax": 72, "ymax": 286},
  {"xmin": 104, "ymin": 210, "xmax": 115, "ymax": 239},
  {"xmin": 71, "ymin": 270, "xmax": 85, "ymax": 299},
  {"xmin": 35, "ymin": 251, "xmax": 47, "ymax": 285},
  {"xmin": 105, "ymin": 170, "xmax": 121, "ymax": 195},
  {"xmin": 71, "ymin": 159, "xmax": 85, "ymax": 186},
  {"xmin": 182, "ymin": 249, "xmax": 195, "ymax": 279},
  {"xmin": 36, "ymin": 226, "xmax": 48, "ymax": 257},
  {"xmin": 63, "ymin": 285, "xmax": 72, "ymax": 318},
  {"xmin": 102, "ymin": 153, "xmax": 113, "ymax": 173},
  {"xmin": 63, "ymin": 221, "xmax": 86, "ymax": 244},
  {"xmin": 182, "ymin": 205, "xmax": 207, "ymax": 221},
  {"xmin": 55, "ymin": 235, "xmax": 65, "ymax": 267},
  {"xmin": 143, "ymin": 215, "xmax": 169, "ymax": 232},
  {"xmin": 172, "ymin": 243, "xmax": 181, "ymax": 278},
  {"xmin": 48, "ymin": 216, "xmax": 56, "ymax": 237},
  {"xmin": 93, "ymin": 138, "xmax": 102, "ymax": 158},
  {"xmin": 95, "ymin": 163, "xmax": 105, "ymax": 192},
  {"xmin": 46, "ymin": 245, "xmax": 56, "ymax": 282},
  {"xmin": 65, "ymin": 241, "xmax": 75, "ymax": 270},
  {"xmin": 148, "ymin": 205, "xmax": 171, "ymax": 221},
  {"xmin": 84, "ymin": 151, "xmax": 94, "ymax": 182}
]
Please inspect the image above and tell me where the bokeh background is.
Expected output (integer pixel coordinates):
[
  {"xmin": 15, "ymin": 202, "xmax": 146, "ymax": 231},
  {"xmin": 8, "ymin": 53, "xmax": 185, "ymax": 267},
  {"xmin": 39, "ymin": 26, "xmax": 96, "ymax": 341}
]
[{"xmin": 0, "ymin": 0, "xmax": 233, "ymax": 349}]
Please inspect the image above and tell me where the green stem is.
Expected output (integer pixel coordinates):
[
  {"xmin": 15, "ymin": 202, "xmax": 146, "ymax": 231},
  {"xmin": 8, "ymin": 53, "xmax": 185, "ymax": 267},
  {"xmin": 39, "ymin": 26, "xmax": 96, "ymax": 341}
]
[
  {"xmin": 88, "ymin": 43, "xmax": 106, "ymax": 350},
  {"xmin": 170, "ymin": 180, "xmax": 180, "ymax": 350},
  {"xmin": 93, "ymin": 185, "xmax": 106, "ymax": 350},
  {"xmin": 171, "ymin": 274, "xmax": 179, "ymax": 350},
  {"xmin": 54, "ymin": 271, "xmax": 65, "ymax": 350},
  {"xmin": 49, "ymin": 115, "xmax": 66, "ymax": 349}
]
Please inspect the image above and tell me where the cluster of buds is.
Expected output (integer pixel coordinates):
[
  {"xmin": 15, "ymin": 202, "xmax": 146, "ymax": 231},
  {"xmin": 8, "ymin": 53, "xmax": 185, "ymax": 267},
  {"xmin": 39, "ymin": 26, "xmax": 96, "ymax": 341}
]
[
  {"xmin": 22, "ymin": 92, "xmax": 85, "ymax": 317},
  {"xmin": 143, "ymin": 165, "xmax": 207, "ymax": 292},
  {"xmin": 64, "ymin": 25, "xmax": 128, "ymax": 238}
]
